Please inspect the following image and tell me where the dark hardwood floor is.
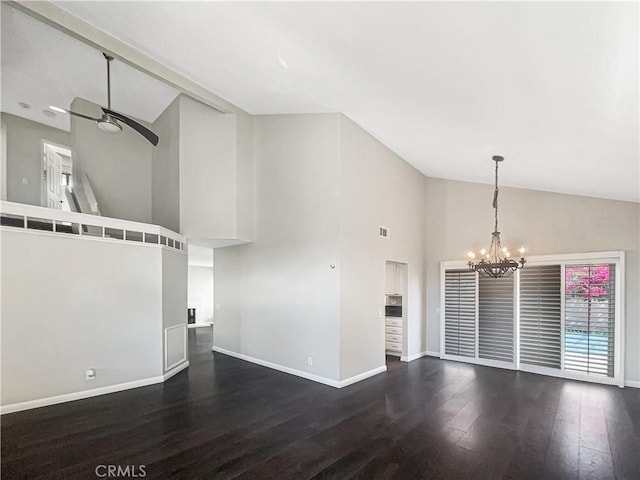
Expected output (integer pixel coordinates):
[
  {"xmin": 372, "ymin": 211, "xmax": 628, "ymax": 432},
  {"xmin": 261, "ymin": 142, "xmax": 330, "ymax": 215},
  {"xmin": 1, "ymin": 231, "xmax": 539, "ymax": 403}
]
[{"xmin": 2, "ymin": 327, "xmax": 639, "ymax": 479}]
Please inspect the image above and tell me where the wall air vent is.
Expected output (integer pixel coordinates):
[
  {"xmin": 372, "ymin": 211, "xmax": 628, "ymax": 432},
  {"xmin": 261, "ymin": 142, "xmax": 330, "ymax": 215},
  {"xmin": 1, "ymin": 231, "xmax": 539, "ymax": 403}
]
[{"xmin": 379, "ymin": 226, "xmax": 390, "ymax": 239}]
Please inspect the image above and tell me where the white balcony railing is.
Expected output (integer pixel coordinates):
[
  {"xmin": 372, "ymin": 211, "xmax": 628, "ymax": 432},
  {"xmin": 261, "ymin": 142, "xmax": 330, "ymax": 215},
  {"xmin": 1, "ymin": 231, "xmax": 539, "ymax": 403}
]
[{"xmin": 0, "ymin": 201, "xmax": 185, "ymax": 252}]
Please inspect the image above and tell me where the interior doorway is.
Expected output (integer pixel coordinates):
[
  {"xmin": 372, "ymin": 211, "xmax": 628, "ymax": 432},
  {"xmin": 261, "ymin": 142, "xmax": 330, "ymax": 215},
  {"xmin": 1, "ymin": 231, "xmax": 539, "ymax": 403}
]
[
  {"xmin": 385, "ymin": 261, "xmax": 408, "ymax": 364},
  {"xmin": 42, "ymin": 141, "xmax": 72, "ymax": 211},
  {"xmin": 187, "ymin": 244, "xmax": 215, "ymax": 328}
]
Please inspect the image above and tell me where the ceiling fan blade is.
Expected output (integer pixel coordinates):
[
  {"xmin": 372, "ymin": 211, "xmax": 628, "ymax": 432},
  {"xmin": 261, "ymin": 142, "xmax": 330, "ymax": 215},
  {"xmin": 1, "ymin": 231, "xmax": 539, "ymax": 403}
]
[
  {"xmin": 51, "ymin": 106, "xmax": 101, "ymax": 122},
  {"xmin": 102, "ymin": 108, "xmax": 159, "ymax": 146}
]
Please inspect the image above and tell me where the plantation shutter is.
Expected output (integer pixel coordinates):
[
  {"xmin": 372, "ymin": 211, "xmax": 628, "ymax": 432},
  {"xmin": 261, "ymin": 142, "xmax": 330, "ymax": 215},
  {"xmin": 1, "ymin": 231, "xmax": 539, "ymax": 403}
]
[
  {"xmin": 519, "ymin": 265, "xmax": 562, "ymax": 369},
  {"xmin": 564, "ymin": 264, "xmax": 616, "ymax": 377},
  {"xmin": 479, "ymin": 275, "xmax": 514, "ymax": 363},
  {"xmin": 444, "ymin": 270, "xmax": 476, "ymax": 357}
]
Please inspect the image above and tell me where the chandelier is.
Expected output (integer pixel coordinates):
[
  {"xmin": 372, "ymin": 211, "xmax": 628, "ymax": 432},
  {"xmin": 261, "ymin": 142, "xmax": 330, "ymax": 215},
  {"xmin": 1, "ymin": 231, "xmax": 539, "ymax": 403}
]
[{"xmin": 467, "ymin": 155, "xmax": 526, "ymax": 278}]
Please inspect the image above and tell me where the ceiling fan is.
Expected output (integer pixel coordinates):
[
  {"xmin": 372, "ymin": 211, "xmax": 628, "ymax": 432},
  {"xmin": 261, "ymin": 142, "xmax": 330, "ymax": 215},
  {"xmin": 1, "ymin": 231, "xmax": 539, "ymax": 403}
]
[{"xmin": 50, "ymin": 53, "xmax": 159, "ymax": 146}]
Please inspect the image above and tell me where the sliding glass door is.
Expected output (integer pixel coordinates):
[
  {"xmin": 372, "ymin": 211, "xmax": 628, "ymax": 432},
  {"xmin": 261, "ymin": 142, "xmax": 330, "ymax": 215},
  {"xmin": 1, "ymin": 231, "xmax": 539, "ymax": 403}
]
[
  {"xmin": 519, "ymin": 265, "xmax": 562, "ymax": 369},
  {"xmin": 478, "ymin": 275, "xmax": 514, "ymax": 364},
  {"xmin": 440, "ymin": 252, "xmax": 624, "ymax": 386},
  {"xmin": 444, "ymin": 270, "xmax": 476, "ymax": 358},
  {"xmin": 564, "ymin": 264, "xmax": 616, "ymax": 377},
  {"xmin": 442, "ymin": 269, "xmax": 516, "ymax": 370}
]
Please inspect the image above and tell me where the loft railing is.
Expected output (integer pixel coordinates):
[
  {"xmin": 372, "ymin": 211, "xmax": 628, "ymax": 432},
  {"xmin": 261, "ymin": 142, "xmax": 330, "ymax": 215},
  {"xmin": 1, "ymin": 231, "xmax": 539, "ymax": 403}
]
[{"xmin": 0, "ymin": 201, "xmax": 185, "ymax": 252}]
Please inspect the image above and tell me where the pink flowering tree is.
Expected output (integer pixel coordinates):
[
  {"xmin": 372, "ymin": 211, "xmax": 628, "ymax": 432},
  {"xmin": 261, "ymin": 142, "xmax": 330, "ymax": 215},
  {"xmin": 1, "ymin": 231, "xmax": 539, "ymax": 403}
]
[{"xmin": 565, "ymin": 265, "xmax": 610, "ymax": 300}]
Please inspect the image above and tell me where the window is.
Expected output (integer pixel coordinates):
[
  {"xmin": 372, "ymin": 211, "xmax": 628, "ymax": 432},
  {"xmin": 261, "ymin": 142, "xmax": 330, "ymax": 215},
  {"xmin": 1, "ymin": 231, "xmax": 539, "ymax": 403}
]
[
  {"xmin": 441, "ymin": 252, "xmax": 624, "ymax": 386},
  {"xmin": 444, "ymin": 270, "xmax": 476, "ymax": 357},
  {"xmin": 478, "ymin": 275, "xmax": 514, "ymax": 363},
  {"xmin": 519, "ymin": 265, "xmax": 561, "ymax": 369},
  {"xmin": 564, "ymin": 264, "xmax": 615, "ymax": 377}
]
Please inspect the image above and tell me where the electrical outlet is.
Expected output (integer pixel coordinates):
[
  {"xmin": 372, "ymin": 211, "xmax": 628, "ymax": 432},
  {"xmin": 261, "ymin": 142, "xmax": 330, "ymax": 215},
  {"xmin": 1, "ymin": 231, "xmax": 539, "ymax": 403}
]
[
  {"xmin": 215, "ymin": 304, "xmax": 220, "ymax": 310},
  {"xmin": 307, "ymin": 356, "xmax": 313, "ymax": 366},
  {"xmin": 86, "ymin": 368, "xmax": 96, "ymax": 381},
  {"xmin": 378, "ymin": 310, "xmax": 383, "ymax": 319}
]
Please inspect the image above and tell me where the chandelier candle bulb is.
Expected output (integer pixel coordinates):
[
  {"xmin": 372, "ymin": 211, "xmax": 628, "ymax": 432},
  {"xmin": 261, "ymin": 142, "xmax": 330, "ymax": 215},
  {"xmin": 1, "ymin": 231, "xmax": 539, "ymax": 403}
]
[{"xmin": 467, "ymin": 155, "xmax": 526, "ymax": 278}]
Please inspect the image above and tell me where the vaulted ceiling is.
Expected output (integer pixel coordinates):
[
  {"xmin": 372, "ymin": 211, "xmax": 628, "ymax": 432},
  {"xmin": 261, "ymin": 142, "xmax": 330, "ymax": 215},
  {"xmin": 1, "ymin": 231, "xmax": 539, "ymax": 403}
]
[
  {"xmin": 0, "ymin": 4, "xmax": 179, "ymax": 132},
  {"xmin": 6, "ymin": 2, "xmax": 639, "ymax": 202}
]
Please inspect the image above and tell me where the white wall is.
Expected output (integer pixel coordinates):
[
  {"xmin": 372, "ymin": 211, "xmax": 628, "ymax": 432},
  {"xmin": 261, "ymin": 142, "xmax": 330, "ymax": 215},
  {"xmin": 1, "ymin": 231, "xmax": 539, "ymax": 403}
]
[
  {"xmin": 152, "ymin": 96, "xmax": 180, "ymax": 232},
  {"xmin": 162, "ymin": 248, "xmax": 188, "ymax": 372},
  {"xmin": 179, "ymin": 95, "xmax": 238, "ymax": 239},
  {"xmin": 71, "ymin": 97, "xmax": 153, "ymax": 223},
  {"xmin": 1, "ymin": 112, "xmax": 71, "ymax": 206},
  {"xmin": 213, "ymin": 114, "xmax": 428, "ymax": 383},
  {"xmin": 236, "ymin": 110, "xmax": 255, "ymax": 242},
  {"xmin": 188, "ymin": 265, "xmax": 214, "ymax": 323},
  {"xmin": 1, "ymin": 117, "xmax": 7, "ymax": 201},
  {"xmin": 151, "ymin": 94, "xmax": 254, "ymax": 242},
  {"xmin": 425, "ymin": 177, "xmax": 640, "ymax": 384},
  {"xmin": 339, "ymin": 115, "xmax": 427, "ymax": 379},
  {"xmin": 1, "ymin": 230, "xmax": 165, "ymax": 407},
  {"xmin": 214, "ymin": 114, "xmax": 342, "ymax": 381}
]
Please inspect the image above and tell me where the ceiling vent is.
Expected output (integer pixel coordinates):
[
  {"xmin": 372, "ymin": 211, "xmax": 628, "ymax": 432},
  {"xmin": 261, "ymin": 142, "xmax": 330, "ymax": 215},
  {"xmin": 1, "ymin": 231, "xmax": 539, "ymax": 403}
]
[{"xmin": 379, "ymin": 226, "xmax": 390, "ymax": 239}]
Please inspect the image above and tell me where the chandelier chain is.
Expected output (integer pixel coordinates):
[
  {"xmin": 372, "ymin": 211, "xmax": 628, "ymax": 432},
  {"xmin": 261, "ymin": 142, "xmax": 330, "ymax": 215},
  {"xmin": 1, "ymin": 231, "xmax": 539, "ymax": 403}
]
[
  {"xmin": 493, "ymin": 159, "xmax": 499, "ymax": 233},
  {"xmin": 467, "ymin": 155, "xmax": 525, "ymax": 278}
]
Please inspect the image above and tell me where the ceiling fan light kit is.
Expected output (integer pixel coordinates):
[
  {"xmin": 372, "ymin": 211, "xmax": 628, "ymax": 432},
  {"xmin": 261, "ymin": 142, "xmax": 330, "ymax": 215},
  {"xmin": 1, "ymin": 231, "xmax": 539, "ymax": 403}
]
[
  {"xmin": 467, "ymin": 155, "xmax": 526, "ymax": 278},
  {"xmin": 97, "ymin": 116, "xmax": 122, "ymax": 133},
  {"xmin": 50, "ymin": 53, "xmax": 159, "ymax": 146}
]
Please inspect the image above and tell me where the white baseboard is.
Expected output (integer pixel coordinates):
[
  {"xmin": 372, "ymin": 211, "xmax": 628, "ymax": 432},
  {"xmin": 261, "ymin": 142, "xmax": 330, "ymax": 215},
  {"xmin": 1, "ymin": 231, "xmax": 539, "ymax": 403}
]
[
  {"xmin": 338, "ymin": 366, "xmax": 387, "ymax": 388},
  {"xmin": 1, "ymin": 375, "xmax": 165, "ymax": 415},
  {"xmin": 163, "ymin": 361, "xmax": 189, "ymax": 381},
  {"xmin": 400, "ymin": 350, "xmax": 440, "ymax": 362},
  {"xmin": 212, "ymin": 346, "xmax": 341, "ymax": 387},
  {"xmin": 625, "ymin": 380, "xmax": 640, "ymax": 388},
  {"xmin": 401, "ymin": 352, "xmax": 425, "ymax": 362},
  {"xmin": 212, "ymin": 346, "xmax": 386, "ymax": 388}
]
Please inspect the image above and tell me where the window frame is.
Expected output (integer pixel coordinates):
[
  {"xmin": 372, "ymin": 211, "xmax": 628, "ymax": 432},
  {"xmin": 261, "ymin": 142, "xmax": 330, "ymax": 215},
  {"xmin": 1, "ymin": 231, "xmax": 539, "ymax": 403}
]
[{"xmin": 440, "ymin": 250, "xmax": 625, "ymax": 387}]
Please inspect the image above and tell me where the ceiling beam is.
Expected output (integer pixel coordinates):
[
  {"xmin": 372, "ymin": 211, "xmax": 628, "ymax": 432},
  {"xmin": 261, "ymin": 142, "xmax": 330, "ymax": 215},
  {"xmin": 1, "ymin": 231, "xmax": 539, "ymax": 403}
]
[{"xmin": 7, "ymin": 1, "xmax": 247, "ymax": 115}]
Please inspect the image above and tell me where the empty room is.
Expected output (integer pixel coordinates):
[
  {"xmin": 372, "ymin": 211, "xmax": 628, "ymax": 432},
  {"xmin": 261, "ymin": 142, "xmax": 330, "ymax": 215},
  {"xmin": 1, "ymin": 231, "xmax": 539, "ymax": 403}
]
[{"xmin": 1, "ymin": 1, "xmax": 638, "ymax": 479}]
